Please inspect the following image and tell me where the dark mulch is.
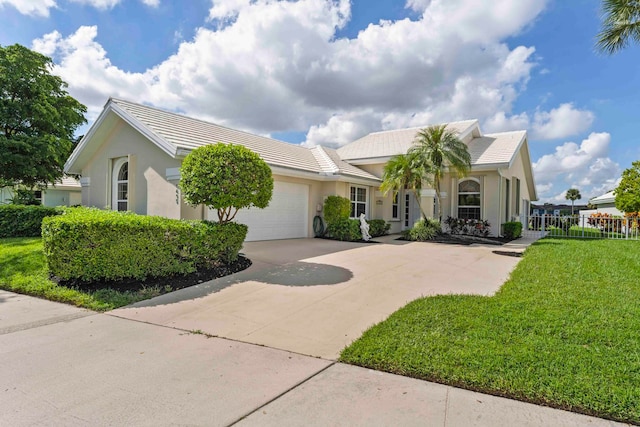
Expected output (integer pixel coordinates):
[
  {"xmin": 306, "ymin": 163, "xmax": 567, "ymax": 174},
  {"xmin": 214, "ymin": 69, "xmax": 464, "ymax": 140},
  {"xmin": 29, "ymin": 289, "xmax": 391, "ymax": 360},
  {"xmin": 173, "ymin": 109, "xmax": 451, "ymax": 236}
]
[
  {"xmin": 52, "ymin": 256, "xmax": 252, "ymax": 293},
  {"xmin": 398, "ymin": 234, "xmax": 516, "ymax": 246},
  {"xmin": 315, "ymin": 236, "xmax": 382, "ymax": 243}
]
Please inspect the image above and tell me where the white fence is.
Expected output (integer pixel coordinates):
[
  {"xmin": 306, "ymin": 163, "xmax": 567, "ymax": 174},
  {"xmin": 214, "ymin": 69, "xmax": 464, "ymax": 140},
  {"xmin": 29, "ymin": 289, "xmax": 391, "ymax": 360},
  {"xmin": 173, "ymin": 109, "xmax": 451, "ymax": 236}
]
[{"xmin": 516, "ymin": 214, "xmax": 640, "ymax": 240}]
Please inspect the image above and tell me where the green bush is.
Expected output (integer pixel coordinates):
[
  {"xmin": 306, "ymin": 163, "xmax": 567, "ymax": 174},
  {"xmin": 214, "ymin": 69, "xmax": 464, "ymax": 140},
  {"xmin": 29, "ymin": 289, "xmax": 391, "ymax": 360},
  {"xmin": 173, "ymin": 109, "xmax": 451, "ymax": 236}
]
[
  {"xmin": 502, "ymin": 221, "xmax": 523, "ymax": 239},
  {"xmin": 0, "ymin": 205, "xmax": 62, "ymax": 237},
  {"xmin": 403, "ymin": 218, "xmax": 441, "ymax": 241},
  {"xmin": 180, "ymin": 143, "xmax": 273, "ymax": 223},
  {"xmin": 323, "ymin": 195, "xmax": 351, "ymax": 225},
  {"xmin": 325, "ymin": 218, "xmax": 361, "ymax": 241},
  {"xmin": 368, "ymin": 219, "xmax": 390, "ymax": 237},
  {"xmin": 42, "ymin": 208, "xmax": 247, "ymax": 282}
]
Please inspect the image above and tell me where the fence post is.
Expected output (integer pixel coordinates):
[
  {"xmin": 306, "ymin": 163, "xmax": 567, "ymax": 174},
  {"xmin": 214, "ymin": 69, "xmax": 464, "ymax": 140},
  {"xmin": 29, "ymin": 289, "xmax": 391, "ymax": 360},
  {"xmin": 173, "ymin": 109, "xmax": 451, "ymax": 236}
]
[
  {"xmin": 541, "ymin": 215, "xmax": 545, "ymax": 234},
  {"xmin": 582, "ymin": 214, "xmax": 584, "ymax": 238}
]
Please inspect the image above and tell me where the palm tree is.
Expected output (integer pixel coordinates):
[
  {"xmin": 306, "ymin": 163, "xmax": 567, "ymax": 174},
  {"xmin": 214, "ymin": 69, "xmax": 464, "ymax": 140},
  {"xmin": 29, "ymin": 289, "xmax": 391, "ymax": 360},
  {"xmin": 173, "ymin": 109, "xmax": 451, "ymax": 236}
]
[
  {"xmin": 565, "ymin": 188, "xmax": 582, "ymax": 215},
  {"xmin": 409, "ymin": 125, "xmax": 471, "ymax": 220},
  {"xmin": 380, "ymin": 152, "xmax": 432, "ymax": 220},
  {"xmin": 596, "ymin": 0, "xmax": 640, "ymax": 54}
]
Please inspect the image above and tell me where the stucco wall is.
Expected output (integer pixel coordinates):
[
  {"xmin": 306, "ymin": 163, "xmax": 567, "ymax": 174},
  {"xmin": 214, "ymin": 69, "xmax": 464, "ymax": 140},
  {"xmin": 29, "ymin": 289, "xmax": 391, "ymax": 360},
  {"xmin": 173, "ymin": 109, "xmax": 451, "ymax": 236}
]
[{"xmin": 81, "ymin": 120, "xmax": 184, "ymax": 218}]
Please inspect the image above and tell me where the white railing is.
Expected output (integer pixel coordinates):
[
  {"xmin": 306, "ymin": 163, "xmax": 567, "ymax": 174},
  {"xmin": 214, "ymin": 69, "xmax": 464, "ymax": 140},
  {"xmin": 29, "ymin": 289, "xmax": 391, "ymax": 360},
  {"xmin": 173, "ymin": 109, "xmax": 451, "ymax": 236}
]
[{"xmin": 516, "ymin": 214, "xmax": 640, "ymax": 240}]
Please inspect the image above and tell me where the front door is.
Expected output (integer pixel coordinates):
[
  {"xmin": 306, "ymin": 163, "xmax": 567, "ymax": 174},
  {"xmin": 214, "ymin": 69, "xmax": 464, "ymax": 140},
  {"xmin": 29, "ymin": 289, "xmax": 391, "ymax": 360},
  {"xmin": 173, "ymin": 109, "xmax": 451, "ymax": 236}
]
[{"xmin": 402, "ymin": 192, "xmax": 421, "ymax": 230}]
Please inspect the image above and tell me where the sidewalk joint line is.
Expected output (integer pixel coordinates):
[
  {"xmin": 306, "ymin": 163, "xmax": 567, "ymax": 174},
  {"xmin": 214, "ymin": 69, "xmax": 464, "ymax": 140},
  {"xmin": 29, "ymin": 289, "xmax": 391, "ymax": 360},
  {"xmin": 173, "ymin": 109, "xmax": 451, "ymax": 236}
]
[{"xmin": 226, "ymin": 361, "xmax": 337, "ymax": 426}]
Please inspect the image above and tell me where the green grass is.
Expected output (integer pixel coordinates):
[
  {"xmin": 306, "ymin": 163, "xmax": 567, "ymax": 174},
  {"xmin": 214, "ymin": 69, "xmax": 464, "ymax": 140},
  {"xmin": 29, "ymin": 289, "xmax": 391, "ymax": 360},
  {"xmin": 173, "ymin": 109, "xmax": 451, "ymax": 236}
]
[
  {"xmin": 0, "ymin": 237, "xmax": 167, "ymax": 311},
  {"xmin": 340, "ymin": 239, "xmax": 640, "ymax": 423}
]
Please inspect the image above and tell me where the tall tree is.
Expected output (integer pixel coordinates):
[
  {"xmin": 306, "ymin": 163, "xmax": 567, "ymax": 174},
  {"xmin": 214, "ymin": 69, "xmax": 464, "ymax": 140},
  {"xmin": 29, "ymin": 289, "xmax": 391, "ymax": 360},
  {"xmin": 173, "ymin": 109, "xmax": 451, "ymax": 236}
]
[
  {"xmin": 615, "ymin": 160, "xmax": 640, "ymax": 213},
  {"xmin": 380, "ymin": 152, "xmax": 432, "ymax": 220},
  {"xmin": 409, "ymin": 125, "xmax": 471, "ymax": 219},
  {"xmin": 596, "ymin": 0, "xmax": 640, "ymax": 54},
  {"xmin": 0, "ymin": 44, "xmax": 87, "ymax": 188},
  {"xmin": 565, "ymin": 188, "xmax": 582, "ymax": 215}
]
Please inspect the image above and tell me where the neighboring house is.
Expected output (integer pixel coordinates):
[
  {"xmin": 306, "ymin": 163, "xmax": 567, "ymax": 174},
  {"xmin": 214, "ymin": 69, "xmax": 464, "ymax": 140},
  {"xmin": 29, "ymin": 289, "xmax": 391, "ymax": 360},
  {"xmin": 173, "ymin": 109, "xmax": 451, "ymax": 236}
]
[
  {"xmin": 0, "ymin": 177, "xmax": 82, "ymax": 207},
  {"xmin": 64, "ymin": 98, "xmax": 538, "ymax": 240},
  {"xmin": 579, "ymin": 190, "xmax": 623, "ymax": 218}
]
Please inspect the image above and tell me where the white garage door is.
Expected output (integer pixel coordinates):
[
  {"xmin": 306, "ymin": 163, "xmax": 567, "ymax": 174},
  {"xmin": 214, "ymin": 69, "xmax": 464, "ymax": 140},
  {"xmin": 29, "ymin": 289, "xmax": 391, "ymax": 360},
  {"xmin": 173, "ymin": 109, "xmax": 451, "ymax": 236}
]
[{"xmin": 222, "ymin": 181, "xmax": 309, "ymax": 241}]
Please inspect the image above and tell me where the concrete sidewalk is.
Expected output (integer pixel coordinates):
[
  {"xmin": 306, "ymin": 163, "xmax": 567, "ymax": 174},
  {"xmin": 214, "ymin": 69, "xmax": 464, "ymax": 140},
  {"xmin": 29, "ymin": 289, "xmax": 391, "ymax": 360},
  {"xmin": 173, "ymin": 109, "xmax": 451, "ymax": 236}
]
[{"xmin": 0, "ymin": 290, "xmax": 625, "ymax": 426}]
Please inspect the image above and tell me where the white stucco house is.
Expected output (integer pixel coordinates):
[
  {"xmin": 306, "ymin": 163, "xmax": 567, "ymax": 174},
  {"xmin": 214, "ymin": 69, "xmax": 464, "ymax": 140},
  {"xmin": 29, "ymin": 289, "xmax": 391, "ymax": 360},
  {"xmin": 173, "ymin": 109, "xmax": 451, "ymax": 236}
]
[
  {"xmin": 0, "ymin": 177, "xmax": 82, "ymax": 207},
  {"xmin": 579, "ymin": 190, "xmax": 623, "ymax": 218},
  {"xmin": 64, "ymin": 98, "xmax": 538, "ymax": 241}
]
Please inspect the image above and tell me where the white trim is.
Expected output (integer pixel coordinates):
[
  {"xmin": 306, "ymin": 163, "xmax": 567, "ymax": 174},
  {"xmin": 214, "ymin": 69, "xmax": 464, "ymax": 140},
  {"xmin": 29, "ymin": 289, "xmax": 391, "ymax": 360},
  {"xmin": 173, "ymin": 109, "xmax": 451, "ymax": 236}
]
[
  {"xmin": 80, "ymin": 177, "xmax": 91, "ymax": 187},
  {"xmin": 457, "ymin": 177, "xmax": 482, "ymax": 220},
  {"xmin": 420, "ymin": 189, "xmax": 436, "ymax": 197},
  {"xmin": 349, "ymin": 185, "xmax": 368, "ymax": 219},
  {"xmin": 112, "ymin": 157, "xmax": 129, "ymax": 211},
  {"xmin": 391, "ymin": 192, "xmax": 400, "ymax": 220},
  {"xmin": 65, "ymin": 98, "xmax": 179, "ymax": 174}
]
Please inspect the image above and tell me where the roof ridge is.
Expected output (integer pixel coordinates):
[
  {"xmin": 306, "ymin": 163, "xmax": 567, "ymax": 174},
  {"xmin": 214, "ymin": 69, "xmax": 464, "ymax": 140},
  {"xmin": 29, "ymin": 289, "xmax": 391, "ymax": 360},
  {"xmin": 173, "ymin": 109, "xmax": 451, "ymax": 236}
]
[
  {"xmin": 311, "ymin": 145, "xmax": 340, "ymax": 174},
  {"xmin": 110, "ymin": 98, "xmax": 312, "ymax": 153},
  {"xmin": 365, "ymin": 119, "xmax": 478, "ymax": 136}
]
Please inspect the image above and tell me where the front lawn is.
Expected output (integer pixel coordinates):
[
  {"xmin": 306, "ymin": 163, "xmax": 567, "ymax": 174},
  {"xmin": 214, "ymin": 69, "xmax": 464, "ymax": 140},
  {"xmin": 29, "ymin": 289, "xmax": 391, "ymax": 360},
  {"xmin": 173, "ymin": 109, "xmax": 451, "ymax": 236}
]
[
  {"xmin": 340, "ymin": 239, "xmax": 640, "ymax": 423},
  {"xmin": 0, "ymin": 237, "xmax": 168, "ymax": 311}
]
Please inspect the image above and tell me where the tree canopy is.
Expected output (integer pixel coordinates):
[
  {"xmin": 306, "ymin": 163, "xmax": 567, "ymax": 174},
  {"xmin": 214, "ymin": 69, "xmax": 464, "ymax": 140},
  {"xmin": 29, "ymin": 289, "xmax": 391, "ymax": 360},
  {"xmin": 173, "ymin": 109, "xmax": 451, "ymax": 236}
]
[
  {"xmin": 409, "ymin": 125, "xmax": 471, "ymax": 219},
  {"xmin": 0, "ymin": 44, "xmax": 87, "ymax": 188},
  {"xmin": 596, "ymin": 0, "xmax": 640, "ymax": 54},
  {"xmin": 180, "ymin": 143, "xmax": 273, "ymax": 223},
  {"xmin": 615, "ymin": 160, "xmax": 640, "ymax": 213},
  {"xmin": 380, "ymin": 152, "xmax": 431, "ymax": 220},
  {"xmin": 565, "ymin": 188, "xmax": 582, "ymax": 214}
]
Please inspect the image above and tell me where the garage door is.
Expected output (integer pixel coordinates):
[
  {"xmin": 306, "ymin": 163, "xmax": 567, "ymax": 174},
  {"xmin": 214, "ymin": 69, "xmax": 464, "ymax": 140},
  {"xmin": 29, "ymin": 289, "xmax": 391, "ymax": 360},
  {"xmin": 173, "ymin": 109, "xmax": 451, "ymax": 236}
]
[{"xmin": 222, "ymin": 181, "xmax": 309, "ymax": 241}]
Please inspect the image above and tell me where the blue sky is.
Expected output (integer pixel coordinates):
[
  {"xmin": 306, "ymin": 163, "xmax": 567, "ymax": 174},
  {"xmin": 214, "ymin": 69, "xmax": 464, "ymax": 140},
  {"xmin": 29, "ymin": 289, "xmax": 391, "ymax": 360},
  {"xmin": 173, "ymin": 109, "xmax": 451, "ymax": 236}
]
[{"xmin": 1, "ymin": 0, "xmax": 638, "ymax": 203}]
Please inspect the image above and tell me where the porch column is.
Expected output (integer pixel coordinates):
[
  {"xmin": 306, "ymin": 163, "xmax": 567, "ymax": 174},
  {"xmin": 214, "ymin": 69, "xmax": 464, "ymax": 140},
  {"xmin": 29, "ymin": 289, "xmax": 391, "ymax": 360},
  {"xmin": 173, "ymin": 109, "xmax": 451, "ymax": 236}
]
[{"xmin": 420, "ymin": 189, "xmax": 436, "ymax": 219}]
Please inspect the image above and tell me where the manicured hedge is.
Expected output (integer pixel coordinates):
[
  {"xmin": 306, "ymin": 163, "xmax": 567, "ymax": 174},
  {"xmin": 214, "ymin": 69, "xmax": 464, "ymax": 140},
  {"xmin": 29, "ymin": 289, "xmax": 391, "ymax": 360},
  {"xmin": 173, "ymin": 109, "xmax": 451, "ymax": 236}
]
[
  {"xmin": 325, "ymin": 218, "xmax": 390, "ymax": 241},
  {"xmin": 502, "ymin": 221, "xmax": 523, "ymax": 239},
  {"xmin": 42, "ymin": 208, "xmax": 247, "ymax": 282},
  {"xmin": 0, "ymin": 205, "xmax": 63, "ymax": 237},
  {"xmin": 368, "ymin": 219, "xmax": 391, "ymax": 238}
]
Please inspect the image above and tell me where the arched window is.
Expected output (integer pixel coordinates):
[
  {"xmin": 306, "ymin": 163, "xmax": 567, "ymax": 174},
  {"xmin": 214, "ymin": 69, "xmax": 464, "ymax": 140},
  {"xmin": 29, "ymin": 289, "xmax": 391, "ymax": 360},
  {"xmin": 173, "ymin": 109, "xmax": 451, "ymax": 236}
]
[
  {"xmin": 458, "ymin": 178, "xmax": 480, "ymax": 220},
  {"xmin": 112, "ymin": 158, "xmax": 128, "ymax": 211}
]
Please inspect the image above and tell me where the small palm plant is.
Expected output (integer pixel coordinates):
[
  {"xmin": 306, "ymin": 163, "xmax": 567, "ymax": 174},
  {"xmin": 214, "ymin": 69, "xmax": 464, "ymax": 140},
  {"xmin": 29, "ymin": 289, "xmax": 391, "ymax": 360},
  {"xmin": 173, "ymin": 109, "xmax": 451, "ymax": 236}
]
[
  {"xmin": 409, "ymin": 125, "xmax": 471, "ymax": 220},
  {"xmin": 565, "ymin": 188, "xmax": 582, "ymax": 215},
  {"xmin": 380, "ymin": 152, "xmax": 431, "ymax": 219}
]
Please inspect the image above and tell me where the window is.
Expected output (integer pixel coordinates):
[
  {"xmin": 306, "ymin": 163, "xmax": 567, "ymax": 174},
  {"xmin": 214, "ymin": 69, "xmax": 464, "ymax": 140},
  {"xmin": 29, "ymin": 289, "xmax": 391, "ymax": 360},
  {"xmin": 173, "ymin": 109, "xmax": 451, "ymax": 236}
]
[
  {"xmin": 505, "ymin": 178, "xmax": 510, "ymax": 221},
  {"xmin": 33, "ymin": 190, "xmax": 42, "ymax": 204},
  {"xmin": 112, "ymin": 158, "xmax": 128, "ymax": 211},
  {"xmin": 350, "ymin": 186, "xmax": 367, "ymax": 218},
  {"xmin": 404, "ymin": 193, "xmax": 410, "ymax": 227},
  {"xmin": 458, "ymin": 179, "xmax": 480, "ymax": 220},
  {"xmin": 515, "ymin": 178, "xmax": 521, "ymax": 215},
  {"xmin": 392, "ymin": 192, "xmax": 399, "ymax": 220}
]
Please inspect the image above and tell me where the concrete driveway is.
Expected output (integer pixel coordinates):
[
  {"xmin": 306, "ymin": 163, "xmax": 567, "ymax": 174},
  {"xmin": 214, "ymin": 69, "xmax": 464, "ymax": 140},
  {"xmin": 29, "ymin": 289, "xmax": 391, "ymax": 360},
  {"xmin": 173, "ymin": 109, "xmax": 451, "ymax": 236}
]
[{"xmin": 111, "ymin": 236, "xmax": 523, "ymax": 359}]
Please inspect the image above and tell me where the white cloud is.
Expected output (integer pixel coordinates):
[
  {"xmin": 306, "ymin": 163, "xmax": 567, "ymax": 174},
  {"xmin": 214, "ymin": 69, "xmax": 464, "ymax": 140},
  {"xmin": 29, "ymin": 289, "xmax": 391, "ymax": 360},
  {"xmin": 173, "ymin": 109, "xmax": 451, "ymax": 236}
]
[
  {"xmin": 531, "ymin": 103, "xmax": 594, "ymax": 140},
  {"xmin": 0, "ymin": 0, "xmax": 56, "ymax": 17},
  {"xmin": 533, "ymin": 132, "xmax": 621, "ymax": 201},
  {"xmin": 32, "ymin": 26, "xmax": 152, "ymax": 120},
  {"xmin": 140, "ymin": 0, "xmax": 159, "ymax": 6},
  {"xmin": 31, "ymin": 0, "xmax": 550, "ymax": 141},
  {"xmin": 68, "ymin": 0, "xmax": 121, "ymax": 9}
]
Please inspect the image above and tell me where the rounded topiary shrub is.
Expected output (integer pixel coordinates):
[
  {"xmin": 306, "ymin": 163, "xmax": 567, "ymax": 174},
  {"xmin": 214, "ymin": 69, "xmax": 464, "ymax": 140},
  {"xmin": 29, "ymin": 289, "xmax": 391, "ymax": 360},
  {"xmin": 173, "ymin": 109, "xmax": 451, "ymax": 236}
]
[{"xmin": 180, "ymin": 143, "xmax": 273, "ymax": 223}]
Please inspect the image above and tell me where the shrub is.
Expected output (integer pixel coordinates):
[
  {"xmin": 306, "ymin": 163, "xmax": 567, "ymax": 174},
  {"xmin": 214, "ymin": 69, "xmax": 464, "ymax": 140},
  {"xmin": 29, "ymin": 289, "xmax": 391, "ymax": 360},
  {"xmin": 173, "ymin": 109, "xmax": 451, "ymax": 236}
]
[
  {"xmin": 180, "ymin": 143, "xmax": 273, "ymax": 223},
  {"xmin": 324, "ymin": 195, "xmax": 351, "ymax": 225},
  {"xmin": 403, "ymin": 218, "xmax": 441, "ymax": 241},
  {"xmin": 0, "ymin": 204, "xmax": 62, "ymax": 237},
  {"xmin": 444, "ymin": 216, "xmax": 491, "ymax": 237},
  {"xmin": 502, "ymin": 221, "xmax": 523, "ymax": 239},
  {"xmin": 367, "ymin": 219, "xmax": 390, "ymax": 238},
  {"xmin": 325, "ymin": 218, "xmax": 361, "ymax": 241},
  {"xmin": 42, "ymin": 208, "xmax": 247, "ymax": 282}
]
